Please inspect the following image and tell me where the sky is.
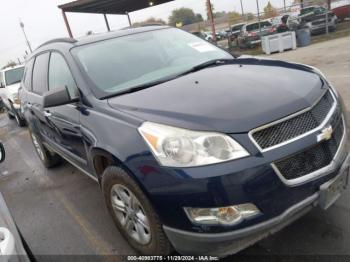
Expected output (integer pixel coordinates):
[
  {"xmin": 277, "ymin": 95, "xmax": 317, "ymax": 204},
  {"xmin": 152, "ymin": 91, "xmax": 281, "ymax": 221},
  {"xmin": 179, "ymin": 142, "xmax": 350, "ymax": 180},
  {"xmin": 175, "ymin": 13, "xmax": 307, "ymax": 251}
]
[{"xmin": 0, "ymin": 0, "xmax": 294, "ymax": 67}]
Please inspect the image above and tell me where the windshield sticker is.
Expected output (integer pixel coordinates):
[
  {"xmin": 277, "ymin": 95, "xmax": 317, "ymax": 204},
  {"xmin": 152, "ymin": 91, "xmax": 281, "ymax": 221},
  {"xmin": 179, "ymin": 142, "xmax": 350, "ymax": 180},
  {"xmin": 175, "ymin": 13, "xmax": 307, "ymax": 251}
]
[{"xmin": 188, "ymin": 42, "xmax": 216, "ymax": 53}]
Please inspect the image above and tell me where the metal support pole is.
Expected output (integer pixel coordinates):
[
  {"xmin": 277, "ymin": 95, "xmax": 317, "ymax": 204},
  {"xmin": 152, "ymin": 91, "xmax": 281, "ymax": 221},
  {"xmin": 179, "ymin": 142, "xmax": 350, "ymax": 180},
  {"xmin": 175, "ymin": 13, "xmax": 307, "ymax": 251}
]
[
  {"xmin": 62, "ymin": 10, "xmax": 73, "ymax": 38},
  {"xmin": 207, "ymin": 0, "xmax": 217, "ymax": 42},
  {"xmin": 283, "ymin": 0, "xmax": 287, "ymax": 13},
  {"xmin": 103, "ymin": 14, "xmax": 110, "ymax": 31},
  {"xmin": 126, "ymin": 12, "xmax": 132, "ymax": 26},
  {"xmin": 256, "ymin": 0, "xmax": 261, "ymax": 33},
  {"xmin": 325, "ymin": 10, "xmax": 329, "ymax": 35},
  {"xmin": 240, "ymin": 0, "xmax": 245, "ymax": 19}
]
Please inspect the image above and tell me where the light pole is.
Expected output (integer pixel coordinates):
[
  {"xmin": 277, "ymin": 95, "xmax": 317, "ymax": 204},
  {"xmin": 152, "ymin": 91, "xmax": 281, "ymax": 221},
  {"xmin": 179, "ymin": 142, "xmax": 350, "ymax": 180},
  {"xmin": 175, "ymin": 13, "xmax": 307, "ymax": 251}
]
[{"xmin": 19, "ymin": 19, "xmax": 32, "ymax": 53}]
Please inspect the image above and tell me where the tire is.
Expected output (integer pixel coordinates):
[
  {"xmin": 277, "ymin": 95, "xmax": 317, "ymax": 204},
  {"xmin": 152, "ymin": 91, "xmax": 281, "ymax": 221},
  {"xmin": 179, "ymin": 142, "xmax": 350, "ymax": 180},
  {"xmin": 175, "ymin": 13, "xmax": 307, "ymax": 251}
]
[
  {"xmin": 102, "ymin": 166, "xmax": 173, "ymax": 255},
  {"xmin": 29, "ymin": 130, "xmax": 62, "ymax": 168},
  {"xmin": 7, "ymin": 110, "xmax": 14, "ymax": 119},
  {"xmin": 14, "ymin": 111, "xmax": 26, "ymax": 127},
  {"xmin": 9, "ymin": 103, "xmax": 26, "ymax": 127}
]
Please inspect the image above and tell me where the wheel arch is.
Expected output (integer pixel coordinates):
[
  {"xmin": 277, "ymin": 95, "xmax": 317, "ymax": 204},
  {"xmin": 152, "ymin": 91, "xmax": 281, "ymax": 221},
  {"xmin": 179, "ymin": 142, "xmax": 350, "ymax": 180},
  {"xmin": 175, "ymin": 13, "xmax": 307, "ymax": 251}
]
[{"xmin": 89, "ymin": 147, "xmax": 148, "ymax": 193}]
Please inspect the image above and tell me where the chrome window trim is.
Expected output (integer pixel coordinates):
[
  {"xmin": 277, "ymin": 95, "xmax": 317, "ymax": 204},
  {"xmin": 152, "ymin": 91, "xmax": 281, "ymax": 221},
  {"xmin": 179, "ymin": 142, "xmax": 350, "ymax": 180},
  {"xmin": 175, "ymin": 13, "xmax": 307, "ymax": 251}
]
[
  {"xmin": 271, "ymin": 116, "xmax": 347, "ymax": 187},
  {"xmin": 248, "ymin": 89, "xmax": 337, "ymax": 153}
]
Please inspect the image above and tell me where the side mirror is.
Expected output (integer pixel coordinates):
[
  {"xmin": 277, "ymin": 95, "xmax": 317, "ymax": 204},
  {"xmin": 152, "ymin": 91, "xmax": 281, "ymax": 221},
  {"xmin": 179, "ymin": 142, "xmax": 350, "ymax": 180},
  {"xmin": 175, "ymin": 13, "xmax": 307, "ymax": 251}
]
[
  {"xmin": 43, "ymin": 86, "xmax": 77, "ymax": 108},
  {"xmin": 0, "ymin": 143, "xmax": 5, "ymax": 163}
]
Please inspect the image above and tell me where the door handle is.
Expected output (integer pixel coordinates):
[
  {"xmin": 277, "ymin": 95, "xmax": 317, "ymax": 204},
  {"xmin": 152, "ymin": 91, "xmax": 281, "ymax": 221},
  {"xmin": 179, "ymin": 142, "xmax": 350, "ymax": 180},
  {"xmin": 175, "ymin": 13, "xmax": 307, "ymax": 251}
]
[{"xmin": 44, "ymin": 111, "xmax": 52, "ymax": 117}]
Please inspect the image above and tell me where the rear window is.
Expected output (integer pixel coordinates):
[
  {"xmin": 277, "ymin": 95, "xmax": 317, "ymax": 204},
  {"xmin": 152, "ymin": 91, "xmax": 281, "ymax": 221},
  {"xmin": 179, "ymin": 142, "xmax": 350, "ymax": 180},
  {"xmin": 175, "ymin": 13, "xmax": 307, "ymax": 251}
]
[
  {"xmin": 4, "ymin": 67, "xmax": 24, "ymax": 86},
  {"xmin": 246, "ymin": 21, "xmax": 272, "ymax": 31}
]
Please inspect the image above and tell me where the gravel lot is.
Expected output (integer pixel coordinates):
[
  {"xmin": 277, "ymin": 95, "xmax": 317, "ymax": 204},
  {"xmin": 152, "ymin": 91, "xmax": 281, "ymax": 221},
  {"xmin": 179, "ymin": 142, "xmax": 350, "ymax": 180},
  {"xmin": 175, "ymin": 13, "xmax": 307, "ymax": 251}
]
[{"xmin": 0, "ymin": 36, "xmax": 350, "ymax": 261}]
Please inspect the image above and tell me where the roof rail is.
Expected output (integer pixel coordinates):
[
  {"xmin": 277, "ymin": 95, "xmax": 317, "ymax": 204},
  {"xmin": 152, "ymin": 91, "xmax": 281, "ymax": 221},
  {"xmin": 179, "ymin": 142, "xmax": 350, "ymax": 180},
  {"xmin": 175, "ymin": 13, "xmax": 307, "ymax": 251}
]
[
  {"xmin": 121, "ymin": 24, "xmax": 166, "ymax": 30},
  {"xmin": 37, "ymin": 38, "xmax": 77, "ymax": 49}
]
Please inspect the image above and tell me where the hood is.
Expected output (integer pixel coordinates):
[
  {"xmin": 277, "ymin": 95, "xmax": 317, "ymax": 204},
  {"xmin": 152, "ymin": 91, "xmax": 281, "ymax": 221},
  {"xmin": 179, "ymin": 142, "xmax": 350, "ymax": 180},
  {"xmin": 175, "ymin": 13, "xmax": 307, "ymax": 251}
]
[
  {"xmin": 5, "ymin": 83, "xmax": 21, "ymax": 97},
  {"xmin": 107, "ymin": 58, "xmax": 326, "ymax": 133}
]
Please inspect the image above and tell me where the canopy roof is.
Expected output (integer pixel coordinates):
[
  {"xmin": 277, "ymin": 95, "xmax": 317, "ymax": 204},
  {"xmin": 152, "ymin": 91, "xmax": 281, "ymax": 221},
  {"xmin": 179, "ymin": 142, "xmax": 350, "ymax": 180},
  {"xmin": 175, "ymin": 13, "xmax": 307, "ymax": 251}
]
[{"xmin": 59, "ymin": 0, "xmax": 174, "ymax": 14}]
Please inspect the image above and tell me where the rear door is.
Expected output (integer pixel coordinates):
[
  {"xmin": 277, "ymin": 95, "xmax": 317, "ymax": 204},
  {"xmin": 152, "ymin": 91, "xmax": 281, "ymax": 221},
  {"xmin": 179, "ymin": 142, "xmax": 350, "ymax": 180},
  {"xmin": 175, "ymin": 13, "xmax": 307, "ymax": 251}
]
[{"xmin": 46, "ymin": 52, "xmax": 87, "ymax": 167}]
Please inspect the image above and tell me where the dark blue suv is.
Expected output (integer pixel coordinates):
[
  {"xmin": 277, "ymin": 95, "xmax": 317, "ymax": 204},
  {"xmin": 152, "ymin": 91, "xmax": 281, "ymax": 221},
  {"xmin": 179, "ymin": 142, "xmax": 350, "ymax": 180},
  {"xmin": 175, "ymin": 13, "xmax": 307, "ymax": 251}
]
[{"xmin": 19, "ymin": 26, "xmax": 349, "ymax": 257}]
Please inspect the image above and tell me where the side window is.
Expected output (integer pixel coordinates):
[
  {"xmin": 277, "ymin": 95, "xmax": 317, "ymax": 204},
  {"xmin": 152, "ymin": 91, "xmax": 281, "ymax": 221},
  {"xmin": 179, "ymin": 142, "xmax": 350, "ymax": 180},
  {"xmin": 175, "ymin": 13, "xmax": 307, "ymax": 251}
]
[
  {"xmin": 49, "ymin": 52, "xmax": 78, "ymax": 99},
  {"xmin": 0, "ymin": 72, "xmax": 4, "ymax": 88},
  {"xmin": 32, "ymin": 53, "xmax": 49, "ymax": 95},
  {"xmin": 23, "ymin": 59, "xmax": 34, "ymax": 91}
]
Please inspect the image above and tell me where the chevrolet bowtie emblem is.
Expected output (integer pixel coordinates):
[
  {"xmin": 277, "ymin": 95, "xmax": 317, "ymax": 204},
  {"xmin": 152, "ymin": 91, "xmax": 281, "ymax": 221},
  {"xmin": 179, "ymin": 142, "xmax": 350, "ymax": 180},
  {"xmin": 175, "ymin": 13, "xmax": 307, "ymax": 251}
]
[{"xmin": 317, "ymin": 126, "xmax": 333, "ymax": 142}]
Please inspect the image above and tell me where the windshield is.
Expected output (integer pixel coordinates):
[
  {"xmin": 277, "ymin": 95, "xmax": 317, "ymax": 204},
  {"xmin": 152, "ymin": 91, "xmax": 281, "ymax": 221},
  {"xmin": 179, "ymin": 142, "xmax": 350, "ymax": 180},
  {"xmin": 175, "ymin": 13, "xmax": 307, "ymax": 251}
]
[
  {"xmin": 5, "ymin": 67, "xmax": 24, "ymax": 86},
  {"xmin": 73, "ymin": 28, "xmax": 231, "ymax": 98}
]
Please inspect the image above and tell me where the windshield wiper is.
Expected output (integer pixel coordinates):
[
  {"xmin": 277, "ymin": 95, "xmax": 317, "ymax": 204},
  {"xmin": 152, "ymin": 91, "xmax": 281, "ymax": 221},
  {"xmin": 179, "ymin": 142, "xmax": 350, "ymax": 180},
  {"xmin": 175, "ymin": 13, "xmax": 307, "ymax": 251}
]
[
  {"xmin": 179, "ymin": 58, "xmax": 236, "ymax": 77},
  {"xmin": 101, "ymin": 78, "xmax": 171, "ymax": 99}
]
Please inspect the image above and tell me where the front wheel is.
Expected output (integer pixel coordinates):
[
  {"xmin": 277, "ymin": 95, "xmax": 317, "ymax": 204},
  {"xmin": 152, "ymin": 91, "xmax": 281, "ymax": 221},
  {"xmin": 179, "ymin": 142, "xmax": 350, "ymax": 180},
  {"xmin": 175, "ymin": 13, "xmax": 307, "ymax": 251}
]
[
  {"xmin": 102, "ymin": 166, "xmax": 173, "ymax": 255},
  {"xmin": 7, "ymin": 110, "xmax": 14, "ymax": 119}
]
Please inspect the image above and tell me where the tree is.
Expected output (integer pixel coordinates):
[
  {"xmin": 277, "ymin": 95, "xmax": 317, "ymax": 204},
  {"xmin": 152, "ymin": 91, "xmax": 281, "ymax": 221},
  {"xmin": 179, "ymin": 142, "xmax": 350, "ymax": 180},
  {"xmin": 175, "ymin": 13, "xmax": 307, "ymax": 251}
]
[
  {"xmin": 2, "ymin": 61, "xmax": 17, "ymax": 70},
  {"xmin": 228, "ymin": 11, "xmax": 242, "ymax": 25},
  {"xmin": 133, "ymin": 17, "xmax": 166, "ymax": 27},
  {"xmin": 214, "ymin": 11, "xmax": 226, "ymax": 18},
  {"xmin": 246, "ymin": 12, "xmax": 256, "ymax": 21},
  {"xmin": 168, "ymin": 8, "xmax": 203, "ymax": 26},
  {"xmin": 195, "ymin": 14, "xmax": 204, "ymax": 23},
  {"xmin": 263, "ymin": 1, "xmax": 279, "ymax": 18}
]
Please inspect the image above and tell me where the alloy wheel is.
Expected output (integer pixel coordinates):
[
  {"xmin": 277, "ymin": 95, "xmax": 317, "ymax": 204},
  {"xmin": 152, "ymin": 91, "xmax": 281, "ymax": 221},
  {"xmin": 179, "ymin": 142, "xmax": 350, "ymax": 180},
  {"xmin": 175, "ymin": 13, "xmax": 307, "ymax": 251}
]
[
  {"xmin": 31, "ymin": 133, "xmax": 45, "ymax": 161},
  {"xmin": 15, "ymin": 114, "xmax": 20, "ymax": 126},
  {"xmin": 111, "ymin": 184, "xmax": 151, "ymax": 245}
]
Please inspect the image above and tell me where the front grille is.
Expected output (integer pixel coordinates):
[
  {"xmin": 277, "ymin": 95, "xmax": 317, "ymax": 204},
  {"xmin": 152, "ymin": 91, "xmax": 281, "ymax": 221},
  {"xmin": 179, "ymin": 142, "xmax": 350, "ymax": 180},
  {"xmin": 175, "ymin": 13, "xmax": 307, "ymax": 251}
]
[
  {"xmin": 252, "ymin": 90, "xmax": 334, "ymax": 150},
  {"xmin": 312, "ymin": 19, "xmax": 333, "ymax": 26},
  {"xmin": 274, "ymin": 114, "xmax": 344, "ymax": 180}
]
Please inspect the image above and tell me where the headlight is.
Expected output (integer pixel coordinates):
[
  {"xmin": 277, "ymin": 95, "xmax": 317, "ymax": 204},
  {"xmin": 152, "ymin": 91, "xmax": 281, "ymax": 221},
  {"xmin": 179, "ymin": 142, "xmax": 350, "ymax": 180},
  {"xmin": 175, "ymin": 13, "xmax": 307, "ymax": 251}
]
[
  {"xmin": 138, "ymin": 122, "xmax": 249, "ymax": 167},
  {"xmin": 10, "ymin": 93, "xmax": 20, "ymax": 105},
  {"xmin": 185, "ymin": 204, "xmax": 261, "ymax": 226}
]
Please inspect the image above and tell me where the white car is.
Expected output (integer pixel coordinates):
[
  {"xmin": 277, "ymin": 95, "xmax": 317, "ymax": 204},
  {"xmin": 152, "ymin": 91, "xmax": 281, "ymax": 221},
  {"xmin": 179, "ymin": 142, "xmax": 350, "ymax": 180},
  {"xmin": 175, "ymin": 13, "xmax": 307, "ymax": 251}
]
[{"xmin": 0, "ymin": 65, "xmax": 26, "ymax": 126}]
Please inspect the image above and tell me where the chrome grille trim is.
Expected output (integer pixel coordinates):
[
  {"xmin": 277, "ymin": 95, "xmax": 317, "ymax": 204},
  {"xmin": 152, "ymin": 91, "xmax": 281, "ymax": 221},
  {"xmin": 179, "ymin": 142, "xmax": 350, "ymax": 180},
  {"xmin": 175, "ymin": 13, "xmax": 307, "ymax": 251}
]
[
  {"xmin": 271, "ymin": 116, "xmax": 346, "ymax": 187},
  {"xmin": 248, "ymin": 90, "xmax": 337, "ymax": 153}
]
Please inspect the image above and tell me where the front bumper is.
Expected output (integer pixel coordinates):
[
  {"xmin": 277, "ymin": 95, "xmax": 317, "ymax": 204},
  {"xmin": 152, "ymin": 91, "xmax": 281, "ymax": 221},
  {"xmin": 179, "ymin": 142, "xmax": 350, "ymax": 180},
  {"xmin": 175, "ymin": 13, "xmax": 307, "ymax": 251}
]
[
  {"xmin": 164, "ymin": 153, "xmax": 350, "ymax": 257},
  {"xmin": 310, "ymin": 21, "xmax": 336, "ymax": 34}
]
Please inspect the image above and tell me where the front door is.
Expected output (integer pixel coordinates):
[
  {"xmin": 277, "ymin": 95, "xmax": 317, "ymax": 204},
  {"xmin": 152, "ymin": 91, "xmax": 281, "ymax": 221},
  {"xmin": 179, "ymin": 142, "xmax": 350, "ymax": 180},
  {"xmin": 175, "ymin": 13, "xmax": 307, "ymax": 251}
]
[{"xmin": 45, "ymin": 52, "xmax": 87, "ymax": 168}]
